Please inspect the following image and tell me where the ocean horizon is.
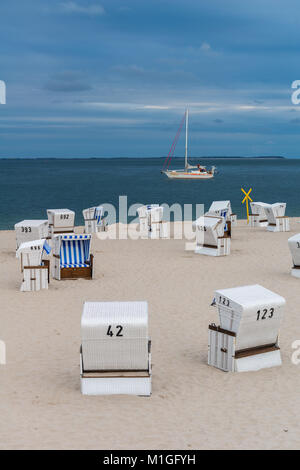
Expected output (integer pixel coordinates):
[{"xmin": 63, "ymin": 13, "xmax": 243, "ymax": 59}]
[{"xmin": 1, "ymin": 157, "xmax": 299, "ymax": 230}]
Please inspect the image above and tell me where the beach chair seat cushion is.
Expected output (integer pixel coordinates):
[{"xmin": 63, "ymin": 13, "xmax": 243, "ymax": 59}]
[{"xmin": 61, "ymin": 262, "xmax": 90, "ymax": 268}]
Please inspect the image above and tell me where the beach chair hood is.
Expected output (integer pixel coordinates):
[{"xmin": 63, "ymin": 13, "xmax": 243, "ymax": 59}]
[
  {"xmin": 194, "ymin": 215, "xmax": 224, "ymax": 247},
  {"xmin": 214, "ymin": 284, "xmax": 285, "ymax": 351},
  {"xmin": 288, "ymin": 233, "xmax": 300, "ymax": 267},
  {"xmin": 16, "ymin": 239, "xmax": 51, "ymax": 258},
  {"xmin": 54, "ymin": 234, "xmax": 91, "ymax": 268},
  {"xmin": 208, "ymin": 200, "xmax": 232, "ymax": 220},
  {"xmin": 81, "ymin": 301, "xmax": 149, "ymax": 371}
]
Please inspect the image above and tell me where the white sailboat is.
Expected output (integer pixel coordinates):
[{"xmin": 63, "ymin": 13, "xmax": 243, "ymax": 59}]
[{"xmin": 162, "ymin": 108, "xmax": 216, "ymax": 180}]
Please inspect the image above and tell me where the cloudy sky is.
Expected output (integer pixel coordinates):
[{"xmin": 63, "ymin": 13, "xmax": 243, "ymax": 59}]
[{"xmin": 1, "ymin": 0, "xmax": 300, "ymax": 157}]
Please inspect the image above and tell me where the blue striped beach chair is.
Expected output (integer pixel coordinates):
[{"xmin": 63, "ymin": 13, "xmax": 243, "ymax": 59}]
[{"xmin": 53, "ymin": 234, "xmax": 93, "ymax": 280}]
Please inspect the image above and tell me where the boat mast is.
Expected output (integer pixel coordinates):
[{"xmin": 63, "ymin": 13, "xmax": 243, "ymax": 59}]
[{"xmin": 185, "ymin": 107, "xmax": 188, "ymax": 170}]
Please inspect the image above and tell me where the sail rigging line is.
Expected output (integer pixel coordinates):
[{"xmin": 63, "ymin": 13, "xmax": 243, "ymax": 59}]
[
  {"xmin": 166, "ymin": 120, "xmax": 184, "ymax": 170},
  {"xmin": 162, "ymin": 111, "xmax": 186, "ymax": 171}
]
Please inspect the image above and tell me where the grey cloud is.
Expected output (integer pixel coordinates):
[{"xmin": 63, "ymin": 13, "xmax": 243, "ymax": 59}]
[
  {"xmin": 60, "ymin": 2, "xmax": 105, "ymax": 16},
  {"xmin": 45, "ymin": 72, "xmax": 92, "ymax": 93}
]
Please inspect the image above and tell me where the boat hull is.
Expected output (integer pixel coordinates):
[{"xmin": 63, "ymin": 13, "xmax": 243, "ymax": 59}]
[{"xmin": 163, "ymin": 171, "xmax": 214, "ymax": 180}]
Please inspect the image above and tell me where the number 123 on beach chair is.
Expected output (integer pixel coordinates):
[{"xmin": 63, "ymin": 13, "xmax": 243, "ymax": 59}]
[{"xmin": 52, "ymin": 234, "xmax": 93, "ymax": 280}]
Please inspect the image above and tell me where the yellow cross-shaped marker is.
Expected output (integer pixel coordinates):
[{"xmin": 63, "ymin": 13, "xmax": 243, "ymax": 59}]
[{"xmin": 241, "ymin": 187, "xmax": 253, "ymax": 223}]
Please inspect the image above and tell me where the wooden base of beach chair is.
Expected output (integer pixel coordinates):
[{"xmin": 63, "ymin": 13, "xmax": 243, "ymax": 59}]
[
  {"xmin": 80, "ymin": 353, "xmax": 151, "ymax": 396},
  {"xmin": 225, "ymin": 220, "xmax": 231, "ymax": 237},
  {"xmin": 267, "ymin": 216, "xmax": 290, "ymax": 232},
  {"xmin": 249, "ymin": 215, "xmax": 268, "ymax": 227},
  {"xmin": 195, "ymin": 237, "xmax": 230, "ymax": 256},
  {"xmin": 208, "ymin": 324, "xmax": 281, "ymax": 372},
  {"xmin": 21, "ymin": 262, "xmax": 49, "ymax": 292},
  {"xmin": 60, "ymin": 255, "xmax": 93, "ymax": 280}
]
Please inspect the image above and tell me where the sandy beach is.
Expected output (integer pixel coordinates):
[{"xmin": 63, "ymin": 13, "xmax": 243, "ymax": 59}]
[{"xmin": 0, "ymin": 219, "xmax": 300, "ymax": 450}]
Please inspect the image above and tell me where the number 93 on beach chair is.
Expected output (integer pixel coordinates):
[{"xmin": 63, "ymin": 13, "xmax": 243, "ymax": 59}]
[
  {"xmin": 208, "ymin": 285, "xmax": 285, "ymax": 372},
  {"xmin": 16, "ymin": 239, "xmax": 51, "ymax": 292},
  {"xmin": 193, "ymin": 215, "xmax": 230, "ymax": 256},
  {"xmin": 80, "ymin": 301, "xmax": 151, "ymax": 396},
  {"xmin": 52, "ymin": 234, "xmax": 93, "ymax": 280}
]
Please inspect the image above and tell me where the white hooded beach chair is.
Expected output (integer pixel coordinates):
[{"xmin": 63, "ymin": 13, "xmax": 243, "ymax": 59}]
[
  {"xmin": 52, "ymin": 234, "xmax": 93, "ymax": 280},
  {"xmin": 137, "ymin": 204, "xmax": 167, "ymax": 239},
  {"xmin": 288, "ymin": 234, "xmax": 300, "ymax": 278},
  {"xmin": 207, "ymin": 200, "xmax": 236, "ymax": 230},
  {"xmin": 208, "ymin": 285, "xmax": 285, "ymax": 372},
  {"xmin": 80, "ymin": 301, "xmax": 151, "ymax": 396},
  {"xmin": 16, "ymin": 239, "xmax": 51, "ymax": 292},
  {"xmin": 265, "ymin": 203, "xmax": 289, "ymax": 232},
  {"xmin": 193, "ymin": 215, "xmax": 230, "ymax": 256},
  {"xmin": 14, "ymin": 219, "xmax": 49, "ymax": 249},
  {"xmin": 47, "ymin": 208, "xmax": 75, "ymax": 238},
  {"xmin": 82, "ymin": 205, "xmax": 107, "ymax": 234},
  {"xmin": 249, "ymin": 202, "xmax": 269, "ymax": 227}
]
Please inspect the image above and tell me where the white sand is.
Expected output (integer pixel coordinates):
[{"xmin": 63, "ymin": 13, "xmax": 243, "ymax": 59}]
[{"xmin": 0, "ymin": 220, "xmax": 300, "ymax": 450}]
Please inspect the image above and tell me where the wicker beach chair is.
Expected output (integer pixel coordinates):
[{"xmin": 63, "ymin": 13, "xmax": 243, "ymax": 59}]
[
  {"xmin": 80, "ymin": 301, "xmax": 151, "ymax": 396},
  {"xmin": 52, "ymin": 234, "xmax": 93, "ymax": 280},
  {"xmin": 288, "ymin": 233, "xmax": 300, "ymax": 278},
  {"xmin": 208, "ymin": 285, "xmax": 285, "ymax": 372},
  {"xmin": 193, "ymin": 215, "xmax": 230, "ymax": 256},
  {"xmin": 82, "ymin": 205, "xmax": 106, "ymax": 234},
  {"xmin": 137, "ymin": 204, "xmax": 167, "ymax": 239},
  {"xmin": 265, "ymin": 203, "xmax": 289, "ymax": 232},
  {"xmin": 47, "ymin": 208, "xmax": 75, "ymax": 238},
  {"xmin": 16, "ymin": 239, "xmax": 51, "ymax": 291},
  {"xmin": 14, "ymin": 219, "xmax": 49, "ymax": 249}
]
